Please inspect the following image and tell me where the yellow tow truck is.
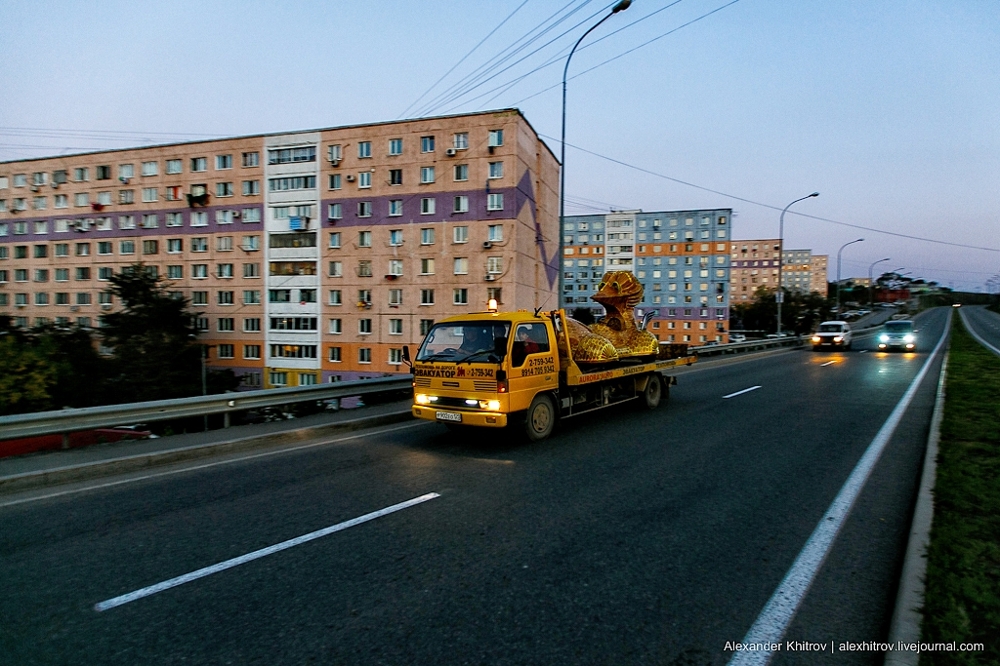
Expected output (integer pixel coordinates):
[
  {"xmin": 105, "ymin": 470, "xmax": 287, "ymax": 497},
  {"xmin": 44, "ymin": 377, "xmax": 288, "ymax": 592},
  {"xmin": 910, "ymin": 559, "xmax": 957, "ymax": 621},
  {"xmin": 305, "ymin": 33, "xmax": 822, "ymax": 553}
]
[{"xmin": 404, "ymin": 305, "xmax": 696, "ymax": 441}]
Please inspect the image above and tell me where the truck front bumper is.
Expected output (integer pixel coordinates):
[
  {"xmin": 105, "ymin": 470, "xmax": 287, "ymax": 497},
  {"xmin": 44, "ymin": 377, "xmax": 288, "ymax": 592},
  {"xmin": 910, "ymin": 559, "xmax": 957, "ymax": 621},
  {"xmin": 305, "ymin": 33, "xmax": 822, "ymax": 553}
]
[{"xmin": 412, "ymin": 406, "xmax": 509, "ymax": 428}]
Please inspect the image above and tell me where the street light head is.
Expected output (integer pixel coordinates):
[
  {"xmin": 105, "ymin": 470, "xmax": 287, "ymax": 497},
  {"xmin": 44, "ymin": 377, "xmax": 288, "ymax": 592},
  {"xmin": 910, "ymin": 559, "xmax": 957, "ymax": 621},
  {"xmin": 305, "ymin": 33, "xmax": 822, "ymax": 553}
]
[
  {"xmin": 612, "ymin": 0, "xmax": 632, "ymax": 12},
  {"xmin": 809, "ymin": 192, "xmax": 820, "ymax": 197}
]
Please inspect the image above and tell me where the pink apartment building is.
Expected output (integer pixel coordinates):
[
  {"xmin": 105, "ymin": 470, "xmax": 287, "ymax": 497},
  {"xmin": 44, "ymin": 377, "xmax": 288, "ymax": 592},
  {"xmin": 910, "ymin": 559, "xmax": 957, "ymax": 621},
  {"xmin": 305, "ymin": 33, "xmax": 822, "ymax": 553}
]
[{"xmin": 0, "ymin": 109, "xmax": 559, "ymax": 388}]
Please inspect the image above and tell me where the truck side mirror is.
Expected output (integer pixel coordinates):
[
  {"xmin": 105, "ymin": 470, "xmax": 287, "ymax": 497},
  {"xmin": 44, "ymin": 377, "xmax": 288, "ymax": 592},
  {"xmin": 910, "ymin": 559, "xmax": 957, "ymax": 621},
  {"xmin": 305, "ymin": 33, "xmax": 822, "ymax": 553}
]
[
  {"xmin": 494, "ymin": 337, "xmax": 508, "ymax": 358},
  {"xmin": 402, "ymin": 345, "xmax": 411, "ymax": 366}
]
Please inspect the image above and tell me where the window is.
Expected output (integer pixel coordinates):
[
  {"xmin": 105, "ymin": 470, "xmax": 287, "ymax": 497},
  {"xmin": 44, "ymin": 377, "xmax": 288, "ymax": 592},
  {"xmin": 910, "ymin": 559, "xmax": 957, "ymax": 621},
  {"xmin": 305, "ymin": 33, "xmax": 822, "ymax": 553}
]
[
  {"xmin": 421, "ymin": 289, "xmax": 434, "ymax": 305},
  {"xmin": 358, "ymin": 260, "xmax": 372, "ymax": 277},
  {"xmin": 453, "ymin": 196, "xmax": 468, "ymax": 213},
  {"xmin": 358, "ymin": 141, "xmax": 372, "ymax": 159},
  {"xmin": 54, "ymin": 194, "xmax": 68, "ymax": 208},
  {"xmin": 217, "ymin": 235, "xmax": 233, "ymax": 251},
  {"xmin": 165, "ymin": 159, "xmax": 182, "ymax": 175},
  {"xmin": 359, "ymin": 319, "xmax": 372, "ymax": 334},
  {"xmin": 269, "ymin": 289, "xmax": 292, "ymax": 303},
  {"xmin": 488, "ymin": 224, "xmax": 503, "ymax": 241},
  {"xmin": 118, "ymin": 164, "xmax": 134, "ymax": 180},
  {"xmin": 242, "ymin": 180, "xmax": 260, "ymax": 195},
  {"xmin": 217, "ymin": 263, "xmax": 234, "ymax": 278},
  {"xmin": 389, "ymin": 200, "xmax": 403, "ymax": 216},
  {"xmin": 216, "ymin": 154, "xmax": 233, "ymax": 170},
  {"xmin": 421, "ymin": 198, "xmax": 435, "ymax": 215},
  {"xmin": 327, "ymin": 145, "xmax": 342, "ymax": 162},
  {"xmin": 143, "ymin": 239, "xmax": 158, "ymax": 255},
  {"xmin": 141, "ymin": 213, "xmax": 158, "ymax": 229},
  {"xmin": 358, "ymin": 230, "xmax": 372, "ymax": 247},
  {"xmin": 487, "ymin": 193, "xmax": 504, "ymax": 211},
  {"xmin": 420, "ymin": 136, "xmax": 435, "ymax": 153},
  {"xmin": 34, "ymin": 269, "xmax": 48, "ymax": 282},
  {"xmin": 269, "ymin": 372, "xmax": 288, "ymax": 386},
  {"xmin": 74, "ymin": 192, "xmax": 89, "ymax": 207},
  {"xmin": 300, "ymin": 289, "xmax": 316, "ymax": 303},
  {"xmin": 453, "ymin": 132, "xmax": 468, "ymax": 150},
  {"xmin": 487, "ymin": 256, "xmax": 503, "ymax": 274},
  {"xmin": 191, "ymin": 157, "xmax": 207, "ymax": 172},
  {"xmin": 243, "ymin": 263, "xmax": 260, "ymax": 278},
  {"xmin": 420, "ymin": 319, "xmax": 434, "ymax": 335},
  {"xmin": 388, "ymin": 259, "xmax": 403, "ymax": 276},
  {"xmin": 328, "ymin": 261, "xmax": 342, "ymax": 277},
  {"xmin": 54, "ymin": 292, "xmax": 68, "ymax": 304},
  {"xmin": 267, "ymin": 147, "xmax": 316, "ymax": 164},
  {"xmin": 488, "ymin": 129, "xmax": 504, "ymax": 147},
  {"xmin": 329, "ymin": 318, "xmax": 342, "ymax": 334},
  {"xmin": 420, "ymin": 166, "xmax": 435, "ymax": 184},
  {"xmin": 141, "ymin": 161, "xmax": 158, "ymax": 177},
  {"xmin": 358, "ymin": 201, "xmax": 371, "ymax": 217},
  {"xmin": 33, "ymin": 196, "xmax": 47, "ymax": 211},
  {"xmin": 388, "ymin": 288, "xmax": 402, "ymax": 306},
  {"xmin": 358, "ymin": 172, "xmax": 371, "ymax": 188},
  {"xmin": 488, "ymin": 162, "xmax": 504, "ymax": 179},
  {"xmin": 268, "ymin": 176, "xmax": 316, "ymax": 191},
  {"xmin": 141, "ymin": 188, "xmax": 158, "ymax": 203},
  {"xmin": 243, "ymin": 289, "xmax": 261, "ymax": 305},
  {"xmin": 389, "ymin": 138, "xmax": 403, "ymax": 155},
  {"xmin": 167, "ymin": 265, "xmax": 183, "ymax": 279},
  {"xmin": 74, "ymin": 167, "xmax": 90, "ymax": 181},
  {"xmin": 420, "ymin": 258, "xmax": 435, "ymax": 275},
  {"xmin": 420, "ymin": 228, "xmax": 435, "ymax": 245},
  {"xmin": 76, "ymin": 267, "xmax": 90, "ymax": 280},
  {"xmin": 191, "ymin": 237, "xmax": 208, "ymax": 252},
  {"xmin": 242, "ymin": 235, "xmax": 260, "ymax": 251},
  {"xmin": 453, "ymin": 288, "xmax": 468, "ymax": 305},
  {"xmin": 454, "ymin": 257, "xmax": 468, "ymax": 275},
  {"xmin": 329, "ymin": 174, "xmax": 341, "ymax": 190},
  {"xmin": 192, "ymin": 291, "xmax": 208, "ymax": 305},
  {"xmin": 453, "ymin": 226, "xmax": 468, "ymax": 243},
  {"xmin": 242, "ymin": 208, "xmax": 261, "ymax": 223},
  {"xmin": 36, "ymin": 292, "xmax": 50, "ymax": 306},
  {"xmin": 56, "ymin": 268, "xmax": 69, "ymax": 281},
  {"xmin": 218, "ymin": 316, "xmax": 235, "ymax": 330},
  {"xmin": 119, "ymin": 189, "xmax": 134, "ymax": 204},
  {"xmin": 34, "ymin": 245, "xmax": 48, "ymax": 258},
  {"xmin": 192, "ymin": 264, "xmax": 208, "ymax": 279},
  {"xmin": 389, "ymin": 169, "xmax": 402, "ymax": 185},
  {"xmin": 328, "ymin": 203, "xmax": 342, "ymax": 220},
  {"xmin": 328, "ymin": 289, "xmax": 342, "ymax": 305},
  {"xmin": 358, "ymin": 348, "xmax": 372, "ymax": 364},
  {"xmin": 454, "ymin": 164, "xmax": 468, "ymax": 181},
  {"xmin": 328, "ymin": 346, "xmax": 342, "ymax": 362},
  {"xmin": 190, "ymin": 210, "xmax": 208, "ymax": 227},
  {"xmin": 76, "ymin": 242, "xmax": 90, "ymax": 256},
  {"xmin": 242, "ymin": 152, "xmax": 260, "ymax": 168}
]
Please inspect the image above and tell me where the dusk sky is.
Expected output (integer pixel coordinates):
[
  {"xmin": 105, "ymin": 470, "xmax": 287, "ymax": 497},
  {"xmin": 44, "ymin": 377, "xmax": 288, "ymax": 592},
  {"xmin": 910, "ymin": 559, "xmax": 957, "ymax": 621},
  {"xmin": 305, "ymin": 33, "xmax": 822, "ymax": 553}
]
[{"xmin": 2, "ymin": 0, "xmax": 997, "ymax": 290}]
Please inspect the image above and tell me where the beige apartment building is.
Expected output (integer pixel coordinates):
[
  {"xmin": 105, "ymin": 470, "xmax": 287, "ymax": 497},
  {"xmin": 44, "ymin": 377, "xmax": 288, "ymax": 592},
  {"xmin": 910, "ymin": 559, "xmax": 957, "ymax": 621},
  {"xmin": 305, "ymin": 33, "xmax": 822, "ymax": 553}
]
[
  {"xmin": 0, "ymin": 109, "xmax": 559, "ymax": 388},
  {"xmin": 730, "ymin": 241, "xmax": 829, "ymax": 302}
]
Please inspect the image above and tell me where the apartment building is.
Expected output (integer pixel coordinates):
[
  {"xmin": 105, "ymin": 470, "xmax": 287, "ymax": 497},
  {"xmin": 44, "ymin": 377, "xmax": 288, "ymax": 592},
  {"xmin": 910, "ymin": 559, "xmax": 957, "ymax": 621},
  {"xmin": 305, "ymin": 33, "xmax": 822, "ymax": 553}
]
[
  {"xmin": 563, "ymin": 209, "xmax": 732, "ymax": 344},
  {"xmin": 781, "ymin": 249, "xmax": 829, "ymax": 295},
  {"xmin": 729, "ymin": 238, "xmax": 782, "ymax": 302},
  {"xmin": 0, "ymin": 109, "xmax": 559, "ymax": 388}
]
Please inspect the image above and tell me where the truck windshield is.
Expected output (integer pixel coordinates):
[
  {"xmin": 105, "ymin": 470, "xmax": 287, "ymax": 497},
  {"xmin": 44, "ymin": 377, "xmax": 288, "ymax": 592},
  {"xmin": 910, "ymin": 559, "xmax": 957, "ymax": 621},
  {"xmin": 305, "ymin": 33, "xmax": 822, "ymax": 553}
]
[{"xmin": 416, "ymin": 322, "xmax": 511, "ymax": 362}]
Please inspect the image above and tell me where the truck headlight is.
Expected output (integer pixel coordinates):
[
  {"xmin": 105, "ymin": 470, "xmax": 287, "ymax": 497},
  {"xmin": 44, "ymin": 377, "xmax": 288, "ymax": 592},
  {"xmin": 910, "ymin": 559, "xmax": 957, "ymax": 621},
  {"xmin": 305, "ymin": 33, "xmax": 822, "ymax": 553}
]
[
  {"xmin": 487, "ymin": 400, "xmax": 501, "ymax": 411},
  {"xmin": 415, "ymin": 394, "xmax": 437, "ymax": 405}
]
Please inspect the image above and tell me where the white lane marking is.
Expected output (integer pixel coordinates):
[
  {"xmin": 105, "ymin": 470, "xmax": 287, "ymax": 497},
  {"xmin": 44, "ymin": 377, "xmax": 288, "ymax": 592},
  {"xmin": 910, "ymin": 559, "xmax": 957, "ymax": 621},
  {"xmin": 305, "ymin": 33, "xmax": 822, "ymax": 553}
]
[
  {"xmin": 94, "ymin": 492, "xmax": 440, "ymax": 612},
  {"xmin": 820, "ymin": 361, "xmax": 835, "ymax": 367},
  {"xmin": 960, "ymin": 308, "xmax": 1000, "ymax": 356},
  {"xmin": 723, "ymin": 386, "xmax": 761, "ymax": 399},
  {"xmin": 0, "ymin": 421, "xmax": 429, "ymax": 509},
  {"xmin": 859, "ymin": 350, "xmax": 868, "ymax": 354},
  {"xmin": 727, "ymin": 310, "xmax": 951, "ymax": 666}
]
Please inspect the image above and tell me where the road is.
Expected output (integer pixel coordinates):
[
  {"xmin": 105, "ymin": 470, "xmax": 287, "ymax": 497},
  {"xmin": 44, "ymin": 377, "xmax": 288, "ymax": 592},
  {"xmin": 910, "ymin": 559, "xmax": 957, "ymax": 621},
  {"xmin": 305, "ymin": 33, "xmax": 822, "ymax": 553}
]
[
  {"xmin": 0, "ymin": 308, "xmax": 952, "ymax": 665},
  {"xmin": 958, "ymin": 304, "xmax": 1000, "ymax": 355}
]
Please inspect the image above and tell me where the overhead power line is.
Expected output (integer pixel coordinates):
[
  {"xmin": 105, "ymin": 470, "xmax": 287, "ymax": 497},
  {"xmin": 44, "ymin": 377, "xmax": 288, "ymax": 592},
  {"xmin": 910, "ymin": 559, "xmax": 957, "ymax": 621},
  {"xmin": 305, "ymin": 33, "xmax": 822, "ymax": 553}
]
[{"xmin": 543, "ymin": 134, "xmax": 1000, "ymax": 254}]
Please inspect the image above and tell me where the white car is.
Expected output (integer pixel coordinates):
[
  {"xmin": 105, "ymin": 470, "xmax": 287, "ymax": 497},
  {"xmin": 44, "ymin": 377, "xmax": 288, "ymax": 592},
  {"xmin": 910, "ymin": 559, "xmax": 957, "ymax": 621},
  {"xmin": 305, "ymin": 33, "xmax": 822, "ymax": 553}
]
[{"xmin": 811, "ymin": 321, "xmax": 853, "ymax": 350}]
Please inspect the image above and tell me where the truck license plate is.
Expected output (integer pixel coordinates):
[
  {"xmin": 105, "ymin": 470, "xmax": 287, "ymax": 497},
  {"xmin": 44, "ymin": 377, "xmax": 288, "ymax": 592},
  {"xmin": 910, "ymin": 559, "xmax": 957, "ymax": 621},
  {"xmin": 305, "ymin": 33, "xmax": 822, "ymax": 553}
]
[{"xmin": 435, "ymin": 411, "xmax": 462, "ymax": 423}]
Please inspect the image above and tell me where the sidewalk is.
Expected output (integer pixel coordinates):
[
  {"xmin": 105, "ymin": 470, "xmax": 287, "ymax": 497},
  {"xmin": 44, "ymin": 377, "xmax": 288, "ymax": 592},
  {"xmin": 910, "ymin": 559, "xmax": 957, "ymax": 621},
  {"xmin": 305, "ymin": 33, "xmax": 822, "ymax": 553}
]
[{"xmin": 0, "ymin": 399, "xmax": 414, "ymax": 494}]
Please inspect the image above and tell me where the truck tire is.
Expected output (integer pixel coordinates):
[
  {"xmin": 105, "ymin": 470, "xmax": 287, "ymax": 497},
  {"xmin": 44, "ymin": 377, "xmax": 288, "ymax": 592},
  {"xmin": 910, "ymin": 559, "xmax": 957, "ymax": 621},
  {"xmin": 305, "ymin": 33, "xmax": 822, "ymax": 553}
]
[
  {"xmin": 641, "ymin": 373, "xmax": 662, "ymax": 409},
  {"xmin": 524, "ymin": 394, "xmax": 556, "ymax": 441}
]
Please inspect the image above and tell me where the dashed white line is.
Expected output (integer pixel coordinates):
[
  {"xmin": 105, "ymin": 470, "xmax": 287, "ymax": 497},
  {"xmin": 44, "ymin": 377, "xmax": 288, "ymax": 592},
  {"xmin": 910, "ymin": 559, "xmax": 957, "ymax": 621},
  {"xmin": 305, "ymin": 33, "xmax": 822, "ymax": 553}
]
[
  {"xmin": 94, "ymin": 492, "xmax": 441, "ymax": 612},
  {"xmin": 820, "ymin": 361, "xmax": 835, "ymax": 367},
  {"xmin": 723, "ymin": 386, "xmax": 761, "ymax": 399}
]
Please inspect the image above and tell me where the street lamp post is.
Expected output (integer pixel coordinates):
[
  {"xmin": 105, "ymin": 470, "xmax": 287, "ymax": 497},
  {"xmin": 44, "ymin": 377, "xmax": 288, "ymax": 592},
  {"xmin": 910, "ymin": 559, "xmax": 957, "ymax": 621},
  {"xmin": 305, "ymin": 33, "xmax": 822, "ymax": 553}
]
[
  {"xmin": 558, "ymin": 0, "xmax": 631, "ymax": 307},
  {"xmin": 836, "ymin": 238, "xmax": 865, "ymax": 316},
  {"xmin": 775, "ymin": 192, "xmax": 820, "ymax": 335},
  {"xmin": 868, "ymin": 257, "xmax": 891, "ymax": 306}
]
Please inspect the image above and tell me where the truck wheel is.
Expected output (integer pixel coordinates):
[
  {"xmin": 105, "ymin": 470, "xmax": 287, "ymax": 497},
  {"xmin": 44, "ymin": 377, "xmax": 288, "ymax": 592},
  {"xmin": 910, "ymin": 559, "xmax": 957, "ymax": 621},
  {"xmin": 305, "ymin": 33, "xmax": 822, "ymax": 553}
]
[
  {"xmin": 524, "ymin": 394, "xmax": 556, "ymax": 441},
  {"xmin": 641, "ymin": 374, "xmax": 662, "ymax": 409}
]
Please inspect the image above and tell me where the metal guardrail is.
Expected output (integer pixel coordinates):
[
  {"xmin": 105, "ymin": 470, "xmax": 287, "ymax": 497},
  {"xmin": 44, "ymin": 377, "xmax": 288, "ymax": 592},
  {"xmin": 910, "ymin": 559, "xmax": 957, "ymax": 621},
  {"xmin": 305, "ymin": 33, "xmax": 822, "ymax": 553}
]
[
  {"xmin": 0, "ymin": 376, "xmax": 413, "ymax": 441},
  {"xmin": 690, "ymin": 336, "xmax": 805, "ymax": 357}
]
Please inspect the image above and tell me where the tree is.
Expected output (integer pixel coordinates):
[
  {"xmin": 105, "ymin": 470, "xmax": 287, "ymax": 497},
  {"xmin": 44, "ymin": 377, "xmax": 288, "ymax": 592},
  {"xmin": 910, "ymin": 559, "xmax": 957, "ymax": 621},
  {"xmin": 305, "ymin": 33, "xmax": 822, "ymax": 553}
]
[
  {"xmin": 0, "ymin": 335, "xmax": 58, "ymax": 415},
  {"xmin": 100, "ymin": 264, "xmax": 207, "ymax": 403},
  {"xmin": 731, "ymin": 287, "xmax": 832, "ymax": 335}
]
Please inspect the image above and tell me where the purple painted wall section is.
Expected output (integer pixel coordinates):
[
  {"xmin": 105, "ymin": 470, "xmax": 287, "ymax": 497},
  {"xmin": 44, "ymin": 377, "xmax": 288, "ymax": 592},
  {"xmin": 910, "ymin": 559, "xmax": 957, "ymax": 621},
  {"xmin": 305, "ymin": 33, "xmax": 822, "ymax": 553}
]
[
  {"xmin": 320, "ymin": 186, "xmax": 516, "ymax": 228},
  {"xmin": 0, "ymin": 204, "xmax": 264, "ymax": 242}
]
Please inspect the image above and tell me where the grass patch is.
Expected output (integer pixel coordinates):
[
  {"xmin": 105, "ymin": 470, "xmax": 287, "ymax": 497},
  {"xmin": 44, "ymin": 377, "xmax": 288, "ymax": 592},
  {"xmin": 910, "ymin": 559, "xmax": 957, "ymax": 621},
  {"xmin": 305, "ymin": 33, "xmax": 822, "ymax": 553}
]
[{"xmin": 921, "ymin": 316, "xmax": 1000, "ymax": 664}]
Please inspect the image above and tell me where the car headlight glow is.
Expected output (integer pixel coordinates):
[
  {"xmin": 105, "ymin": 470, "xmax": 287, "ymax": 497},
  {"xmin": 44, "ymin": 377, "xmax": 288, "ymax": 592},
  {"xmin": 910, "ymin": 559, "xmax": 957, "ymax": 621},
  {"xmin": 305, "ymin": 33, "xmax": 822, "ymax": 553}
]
[
  {"xmin": 904, "ymin": 334, "xmax": 915, "ymax": 343},
  {"xmin": 879, "ymin": 334, "xmax": 889, "ymax": 342},
  {"xmin": 833, "ymin": 336, "xmax": 843, "ymax": 343},
  {"xmin": 811, "ymin": 336, "xmax": 820, "ymax": 343}
]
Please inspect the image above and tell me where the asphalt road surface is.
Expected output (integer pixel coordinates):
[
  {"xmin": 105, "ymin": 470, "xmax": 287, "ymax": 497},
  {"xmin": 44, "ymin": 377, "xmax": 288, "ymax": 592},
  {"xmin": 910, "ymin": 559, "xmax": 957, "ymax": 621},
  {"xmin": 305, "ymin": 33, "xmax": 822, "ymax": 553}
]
[
  {"xmin": 0, "ymin": 308, "xmax": 952, "ymax": 665},
  {"xmin": 959, "ymin": 304, "xmax": 1000, "ymax": 355}
]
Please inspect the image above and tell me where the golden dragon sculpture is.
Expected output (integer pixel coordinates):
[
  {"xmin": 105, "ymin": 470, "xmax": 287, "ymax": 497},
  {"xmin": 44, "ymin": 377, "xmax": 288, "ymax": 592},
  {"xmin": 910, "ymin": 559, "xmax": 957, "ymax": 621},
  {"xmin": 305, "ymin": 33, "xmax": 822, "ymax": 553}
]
[{"xmin": 563, "ymin": 270, "xmax": 660, "ymax": 363}]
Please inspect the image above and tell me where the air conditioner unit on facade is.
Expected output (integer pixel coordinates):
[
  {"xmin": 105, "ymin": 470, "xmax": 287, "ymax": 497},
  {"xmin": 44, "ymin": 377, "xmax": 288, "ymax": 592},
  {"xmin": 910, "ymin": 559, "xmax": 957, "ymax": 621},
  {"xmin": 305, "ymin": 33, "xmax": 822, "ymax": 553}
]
[
  {"xmin": 330, "ymin": 159, "xmax": 340, "ymax": 167},
  {"xmin": 485, "ymin": 275, "xmax": 495, "ymax": 281},
  {"xmin": 345, "ymin": 174, "xmax": 355, "ymax": 182},
  {"xmin": 445, "ymin": 148, "xmax": 457, "ymax": 157},
  {"xmin": 232, "ymin": 210, "xmax": 240, "ymax": 218},
  {"xmin": 101, "ymin": 303, "xmax": 111, "ymax": 310},
  {"xmin": 482, "ymin": 241, "xmax": 492, "ymax": 249}
]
